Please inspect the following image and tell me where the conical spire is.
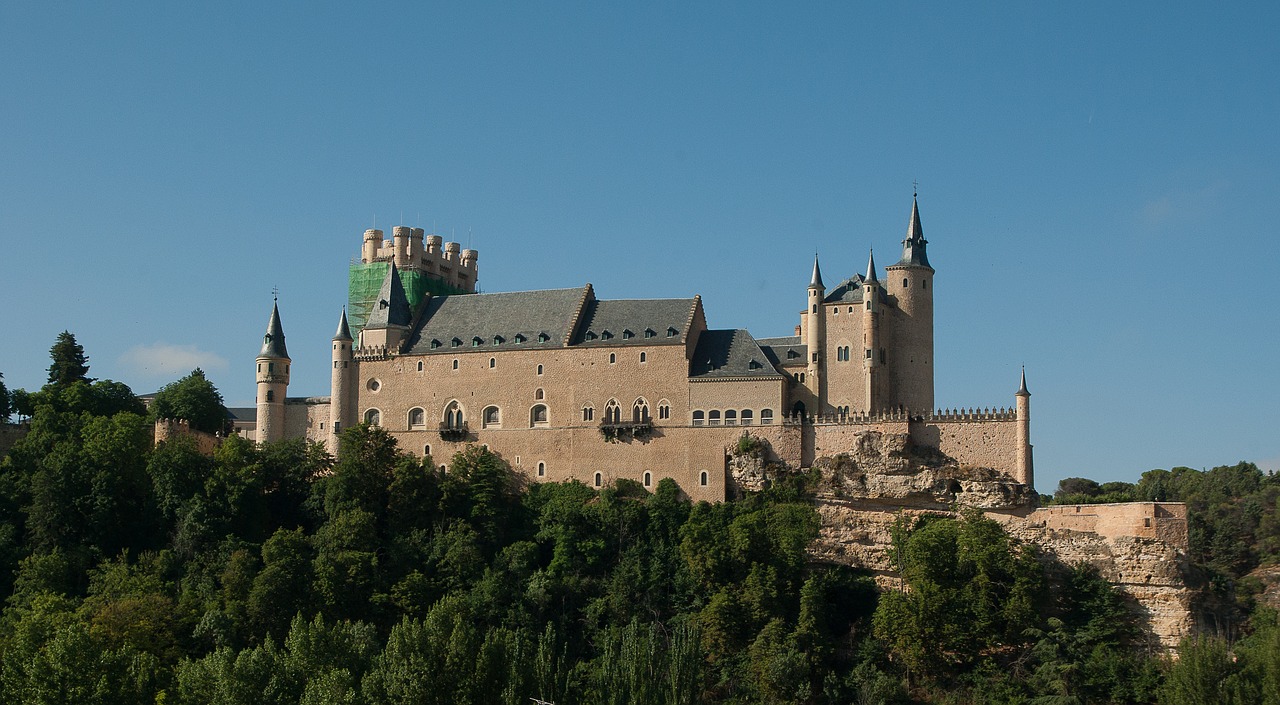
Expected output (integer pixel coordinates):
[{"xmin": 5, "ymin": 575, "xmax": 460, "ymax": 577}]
[
  {"xmin": 258, "ymin": 299, "xmax": 289, "ymax": 359},
  {"xmin": 809, "ymin": 254, "xmax": 824, "ymax": 290},
  {"xmin": 365, "ymin": 262, "xmax": 412, "ymax": 328},
  {"xmin": 865, "ymin": 249, "xmax": 878, "ymax": 283},
  {"xmin": 895, "ymin": 195, "xmax": 932, "ymax": 269},
  {"xmin": 333, "ymin": 307, "xmax": 353, "ymax": 342},
  {"xmin": 1017, "ymin": 366, "xmax": 1030, "ymax": 396}
]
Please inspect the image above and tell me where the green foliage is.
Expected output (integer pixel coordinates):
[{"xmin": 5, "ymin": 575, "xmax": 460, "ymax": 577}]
[
  {"xmin": 0, "ymin": 372, "xmax": 10, "ymax": 424},
  {"xmin": 151, "ymin": 368, "xmax": 228, "ymax": 434},
  {"xmin": 46, "ymin": 330, "xmax": 90, "ymax": 387}
]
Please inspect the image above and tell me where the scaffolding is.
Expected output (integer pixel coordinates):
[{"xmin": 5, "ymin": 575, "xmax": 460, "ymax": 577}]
[{"xmin": 347, "ymin": 262, "xmax": 470, "ymax": 335}]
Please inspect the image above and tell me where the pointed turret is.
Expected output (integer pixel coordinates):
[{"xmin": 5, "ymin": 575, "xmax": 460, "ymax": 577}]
[
  {"xmin": 809, "ymin": 254, "xmax": 824, "ymax": 290},
  {"xmin": 865, "ymin": 249, "xmax": 878, "ymax": 283},
  {"xmin": 1015, "ymin": 366, "xmax": 1033, "ymax": 488},
  {"xmin": 365, "ymin": 263, "xmax": 412, "ymax": 329},
  {"xmin": 333, "ymin": 307, "xmax": 353, "ymax": 342},
  {"xmin": 258, "ymin": 300, "xmax": 289, "ymax": 359},
  {"xmin": 1017, "ymin": 366, "xmax": 1030, "ymax": 396},
  {"xmin": 896, "ymin": 195, "xmax": 932, "ymax": 269}
]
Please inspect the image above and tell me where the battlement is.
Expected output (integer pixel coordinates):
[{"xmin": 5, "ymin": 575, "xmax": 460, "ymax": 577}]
[
  {"xmin": 780, "ymin": 406, "xmax": 1017, "ymax": 426},
  {"xmin": 1029, "ymin": 502, "xmax": 1188, "ymax": 546},
  {"xmin": 360, "ymin": 226, "xmax": 478, "ymax": 293}
]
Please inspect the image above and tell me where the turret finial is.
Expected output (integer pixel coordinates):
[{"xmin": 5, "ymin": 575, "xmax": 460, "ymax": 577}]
[
  {"xmin": 809, "ymin": 253, "xmax": 824, "ymax": 290},
  {"xmin": 258, "ymin": 300, "xmax": 289, "ymax": 360},
  {"xmin": 1017, "ymin": 366, "xmax": 1030, "ymax": 396}
]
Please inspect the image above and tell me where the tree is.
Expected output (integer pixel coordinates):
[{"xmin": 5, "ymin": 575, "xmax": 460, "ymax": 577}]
[
  {"xmin": 151, "ymin": 368, "xmax": 228, "ymax": 434},
  {"xmin": 0, "ymin": 372, "xmax": 10, "ymax": 423},
  {"xmin": 46, "ymin": 331, "xmax": 90, "ymax": 387}
]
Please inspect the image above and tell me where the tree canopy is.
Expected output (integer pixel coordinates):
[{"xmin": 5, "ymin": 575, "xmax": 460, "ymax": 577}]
[
  {"xmin": 46, "ymin": 331, "xmax": 90, "ymax": 387},
  {"xmin": 151, "ymin": 368, "xmax": 228, "ymax": 434}
]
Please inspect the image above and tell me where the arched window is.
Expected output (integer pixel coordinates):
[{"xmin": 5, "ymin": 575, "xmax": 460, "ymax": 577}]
[
  {"xmin": 609, "ymin": 353, "xmax": 616, "ymax": 364},
  {"xmin": 658, "ymin": 401, "xmax": 670, "ymax": 420},
  {"xmin": 530, "ymin": 404, "xmax": 548, "ymax": 427},
  {"xmin": 699, "ymin": 471, "xmax": 708, "ymax": 487},
  {"xmin": 364, "ymin": 408, "xmax": 381, "ymax": 426},
  {"xmin": 692, "ymin": 410, "xmax": 705, "ymax": 426},
  {"xmin": 582, "ymin": 405, "xmax": 594, "ymax": 422},
  {"xmin": 537, "ymin": 461, "xmax": 546, "ymax": 477},
  {"xmin": 489, "ymin": 357, "xmax": 496, "ymax": 368},
  {"xmin": 632, "ymin": 399, "xmax": 649, "ymax": 423},
  {"xmin": 537, "ymin": 364, "xmax": 543, "ymax": 375},
  {"xmin": 482, "ymin": 406, "xmax": 500, "ymax": 428},
  {"xmin": 708, "ymin": 410, "xmax": 721, "ymax": 426},
  {"xmin": 639, "ymin": 351, "xmax": 646, "ymax": 363},
  {"xmin": 452, "ymin": 359, "xmax": 459, "ymax": 370},
  {"xmin": 594, "ymin": 472, "xmax": 603, "ymax": 488},
  {"xmin": 740, "ymin": 409, "xmax": 753, "ymax": 425},
  {"xmin": 417, "ymin": 360, "xmax": 424, "ymax": 372},
  {"xmin": 535, "ymin": 388, "xmax": 544, "ymax": 400},
  {"xmin": 643, "ymin": 471, "xmax": 652, "ymax": 488},
  {"xmin": 408, "ymin": 407, "xmax": 426, "ymax": 429},
  {"xmin": 724, "ymin": 410, "xmax": 737, "ymax": 426},
  {"xmin": 604, "ymin": 399, "xmax": 621, "ymax": 424},
  {"xmin": 443, "ymin": 401, "xmax": 464, "ymax": 429},
  {"xmin": 424, "ymin": 444, "xmax": 431, "ymax": 457}
]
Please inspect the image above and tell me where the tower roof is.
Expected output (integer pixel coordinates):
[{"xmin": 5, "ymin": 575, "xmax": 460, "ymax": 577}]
[
  {"xmin": 893, "ymin": 195, "xmax": 933, "ymax": 270},
  {"xmin": 333, "ymin": 307, "xmax": 353, "ymax": 342},
  {"xmin": 258, "ymin": 300, "xmax": 289, "ymax": 360},
  {"xmin": 809, "ymin": 254, "xmax": 824, "ymax": 290},
  {"xmin": 865, "ymin": 249, "xmax": 878, "ymax": 283},
  {"xmin": 1017, "ymin": 367, "xmax": 1030, "ymax": 396},
  {"xmin": 365, "ymin": 262, "xmax": 412, "ymax": 329}
]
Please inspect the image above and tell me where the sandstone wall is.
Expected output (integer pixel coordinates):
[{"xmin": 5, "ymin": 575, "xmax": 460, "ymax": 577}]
[{"xmin": 153, "ymin": 419, "xmax": 222, "ymax": 454}]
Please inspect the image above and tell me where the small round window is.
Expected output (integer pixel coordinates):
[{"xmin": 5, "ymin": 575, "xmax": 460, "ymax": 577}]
[{"xmin": 367, "ymin": 378, "xmax": 381, "ymax": 392}]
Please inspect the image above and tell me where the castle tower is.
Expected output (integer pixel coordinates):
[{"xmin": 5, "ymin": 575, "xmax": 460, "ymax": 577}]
[
  {"xmin": 255, "ymin": 299, "xmax": 290, "ymax": 443},
  {"xmin": 1015, "ymin": 368, "xmax": 1033, "ymax": 489},
  {"xmin": 362, "ymin": 228, "xmax": 383, "ymax": 263},
  {"xmin": 359, "ymin": 262, "xmax": 412, "ymax": 352},
  {"xmin": 392, "ymin": 226, "xmax": 411, "ymax": 267},
  {"xmin": 883, "ymin": 194, "xmax": 935, "ymax": 413},
  {"xmin": 804, "ymin": 255, "xmax": 826, "ymax": 411},
  {"xmin": 329, "ymin": 307, "xmax": 355, "ymax": 452},
  {"xmin": 862, "ymin": 250, "xmax": 882, "ymax": 411}
]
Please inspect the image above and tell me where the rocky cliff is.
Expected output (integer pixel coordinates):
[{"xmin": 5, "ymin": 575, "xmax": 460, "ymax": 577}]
[{"xmin": 732, "ymin": 430, "xmax": 1194, "ymax": 650}]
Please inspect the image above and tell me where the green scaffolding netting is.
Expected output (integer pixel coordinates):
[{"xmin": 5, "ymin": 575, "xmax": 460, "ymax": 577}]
[{"xmin": 348, "ymin": 262, "xmax": 470, "ymax": 335}]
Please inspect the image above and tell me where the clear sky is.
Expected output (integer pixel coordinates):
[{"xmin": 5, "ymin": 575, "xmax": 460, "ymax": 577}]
[{"xmin": 2, "ymin": 2, "xmax": 1277, "ymax": 494}]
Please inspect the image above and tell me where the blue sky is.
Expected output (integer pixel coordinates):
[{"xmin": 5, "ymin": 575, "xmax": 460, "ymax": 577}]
[{"xmin": 2, "ymin": 2, "xmax": 1277, "ymax": 493}]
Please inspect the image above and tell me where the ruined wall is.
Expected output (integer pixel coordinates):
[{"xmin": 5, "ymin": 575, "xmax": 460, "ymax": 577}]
[{"xmin": 153, "ymin": 419, "xmax": 222, "ymax": 454}]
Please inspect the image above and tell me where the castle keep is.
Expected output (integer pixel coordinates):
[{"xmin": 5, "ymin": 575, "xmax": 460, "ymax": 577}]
[{"xmin": 248, "ymin": 197, "xmax": 1034, "ymax": 501}]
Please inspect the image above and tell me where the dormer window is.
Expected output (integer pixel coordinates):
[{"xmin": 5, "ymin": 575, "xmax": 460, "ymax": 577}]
[
  {"xmin": 585, "ymin": 331, "xmax": 597, "ymax": 341},
  {"xmin": 622, "ymin": 329, "xmax": 633, "ymax": 339},
  {"xmin": 787, "ymin": 350, "xmax": 799, "ymax": 359},
  {"xmin": 601, "ymin": 330, "xmax": 613, "ymax": 340},
  {"xmin": 644, "ymin": 328, "xmax": 656, "ymax": 338},
  {"xmin": 430, "ymin": 339, "xmax": 441, "ymax": 349},
  {"xmin": 472, "ymin": 337, "xmax": 483, "ymax": 347},
  {"xmin": 748, "ymin": 360, "xmax": 762, "ymax": 370},
  {"xmin": 538, "ymin": 332, "xmax": 550, "ymax": 343},
  {"xmin": 667, "ymin": 327, "xmax": 677, "ymax": 337},
  {"xmin": 493, "ymin": 335, "xmax": 504, "ymax": 345},
  {"xmin": 451, "ymin": 338, "xmax": 462, "ymax": 348},
  {"xmin": 514, "ymin": 334, "xmax": 526, "ymax": 344}
]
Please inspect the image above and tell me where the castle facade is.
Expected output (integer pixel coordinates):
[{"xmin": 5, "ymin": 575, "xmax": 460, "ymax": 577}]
[{"xmin": 250, "ymin": 198, "xmax": 1033, "ymax": 500}]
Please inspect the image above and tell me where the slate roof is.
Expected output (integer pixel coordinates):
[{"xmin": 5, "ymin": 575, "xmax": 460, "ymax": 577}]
[
  {"xmin": 689, "ymin": 330, "xmax": 783, "ymax": 379},
  {"xmin": 258, "ymin": 301, "xmax": 289, "ymax": 359},
  {"xmin": 573, "ymin": 298, "xmax": 695, "ymax": 346},
  {"xmin": 365, "ymin": 263, "xmax": 412, "ymax": 329},
  {"xmin": 333, "ymin": 308, "xmax": 353, "ymax": 341},
  {"xmin": 823, "ymin": 277, "xmax": 868, "ymax": 304},
  {"xmin": 226, "ymin": 407, "xmax": 256, "ymax": 424},
  {"xmin": 404, "ymin": 287, "xmax": 588, "ymax": 354},
  {"xmin": 893, "ymin": 196, "xmax": 932, "ymax": 269},
  {"xmin": 756, "ymin": 336, "xmax": 807, "ymax": 367}
]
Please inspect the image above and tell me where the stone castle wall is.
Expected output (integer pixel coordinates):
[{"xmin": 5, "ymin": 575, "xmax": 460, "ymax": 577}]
[{"xmin": 153, "ymin": 418, "xmax": 222, "ymax": 454}]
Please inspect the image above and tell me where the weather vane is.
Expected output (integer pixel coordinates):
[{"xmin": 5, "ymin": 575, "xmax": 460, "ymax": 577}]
[
  {"xmin": 272, "ymin": 286, "xmax": 279, "ymax": 301},
  {"xmin": 913, "ymin": 179, "xmax": 918, "ymax": 197}
]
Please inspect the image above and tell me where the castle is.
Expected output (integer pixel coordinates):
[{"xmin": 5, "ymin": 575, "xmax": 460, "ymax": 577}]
[{"xmin": 248, "ymin": 197, "xmax": 1033, "ymax": 501}]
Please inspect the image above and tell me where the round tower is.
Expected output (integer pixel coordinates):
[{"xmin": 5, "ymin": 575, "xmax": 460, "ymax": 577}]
[
  {"xmin": 883, "ymin": 194, "xmax": 935, "ymax": 414},
  {"xmin": 425, "ymin": 234, "xmax": 442, "ymax": 255},
  {"xmin": 409, "ymin": 227, "xmax": 425, "ymax": 263},
  {"xmin": 1015, "ymin": 368, "xmax": 1033, "ymax": 489},
  {"xmin": 392, "ymin": 226, "xmax": 411, "ymax": 267},
  {"xmin": 255, "ymin": 299, "xmax": 290, "ymax": 444},
  {"xmin": 862, "ymin": 251, "xmax": 882, "ymax": 411},
  {"xmin": 329, "ymin": 307, "xmax": 355, "ymax": 453},
  {"xmin": 362, "ymin": 228, "xmax": 383, "ymax": 263},
  {"xmin": 804, "ymin": 255, "xmax": 826, "ymax": 411}
]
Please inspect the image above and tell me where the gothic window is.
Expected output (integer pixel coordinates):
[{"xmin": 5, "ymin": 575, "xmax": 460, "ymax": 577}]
[
  {"xmin": 530, "ymin": 404, "xmax": 548, "ymax": 426},
  {"xmin": 692, "ymin": 410, "xmax": 705, "ymax": 426},
  {"xmin": 632, "ymin": 399, "xmax": 649, "ymax": 423},
  {"xmin": 364, "ymin": 408, "xmax": 380, "ymax": 426},
  {"xmin": 443, "ymin": 401, "xmax": 464, "ymax": 429},
  {"xmin": 604, "ymin": 399, "xmax": 621, "ymax": 424},
  {"xmin": 582, "ymin": 406, "xmax": 594, "ymax": 422},
  {"xmin": 482, "ymin": 406, "xmax": 500, "ymax": 428},
  {"xmin": 658, "ymin": 401, "xmax": 670, "ymax": 420},
  {"xmin": 408, "ymin": 407, "xmax": 426, "ymax": 429}
]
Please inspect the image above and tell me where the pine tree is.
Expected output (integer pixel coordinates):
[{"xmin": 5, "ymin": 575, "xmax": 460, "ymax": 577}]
[{"xmin": 46, "ymin": 331, "xmax": 90, "ymax": 387}]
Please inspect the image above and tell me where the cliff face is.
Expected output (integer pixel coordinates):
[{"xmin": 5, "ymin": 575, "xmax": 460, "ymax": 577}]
[{"xmin": 733, "ymin": 430, "xmax": 1194, "ymax": 650}]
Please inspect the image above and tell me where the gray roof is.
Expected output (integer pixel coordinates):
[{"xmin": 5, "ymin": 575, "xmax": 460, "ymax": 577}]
[
  {"xmin": 823, "ymin": 276, "xmax": 868, "ymax": 304},
  {"xmin": 756, "ymin": 336, "xmax": 807, "ymax": 367},
  {"xmin": 405, "ymin": 287, "xmax": 588, "ymax": 354},
  {"xmin": 689, "ymin": 330, "xmax": 784, "ymax": 379},
  {"xmin": 258, "ymin": 301, "xmax": 289, "ymax": 359},
  {"xmin": 893, "ymin": 196, "xmax": 932, "ymax": 269},
  {"xmin": 226, "ymin": 407, "xmax": 256, "ymax": 423},
  {"xmin": 365, "ymin": 263, "xmax": 412, "ymax": 329},
  {"xmin": 574, "ymin": 298, "xmax": 695, "ymax": 346},
  {"xmin": 809, "ymin": 255, "xmax": 824, "ymax": 289},
  {"xmin": 333, "ymin": 307, "xmax": 353, "ymax": 341}
]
